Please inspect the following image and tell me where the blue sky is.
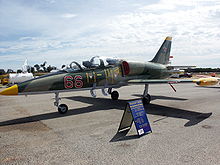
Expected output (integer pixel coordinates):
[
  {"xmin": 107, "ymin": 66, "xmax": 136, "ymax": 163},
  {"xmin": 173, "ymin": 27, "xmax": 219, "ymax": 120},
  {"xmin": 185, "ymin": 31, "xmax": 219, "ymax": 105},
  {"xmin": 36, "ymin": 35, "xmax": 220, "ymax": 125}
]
[{"xmin": 0, "ymin": 0, "xmax": 220, "ymax": 70}]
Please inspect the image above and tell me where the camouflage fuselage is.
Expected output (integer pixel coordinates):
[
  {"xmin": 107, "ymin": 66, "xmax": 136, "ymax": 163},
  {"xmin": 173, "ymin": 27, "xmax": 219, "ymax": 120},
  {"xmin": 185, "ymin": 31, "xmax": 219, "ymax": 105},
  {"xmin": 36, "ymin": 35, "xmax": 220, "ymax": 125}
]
[{"xmin": 17, "ymin": 61, "xmax": 170, "ymax": 94}]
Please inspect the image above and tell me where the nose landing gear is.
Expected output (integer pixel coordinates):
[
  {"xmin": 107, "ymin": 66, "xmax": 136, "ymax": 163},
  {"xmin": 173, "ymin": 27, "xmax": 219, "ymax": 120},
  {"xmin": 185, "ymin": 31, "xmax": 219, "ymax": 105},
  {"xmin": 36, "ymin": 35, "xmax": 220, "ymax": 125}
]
[
  {"xmin": 54, "ymin": 92, "xmax": 68, "ymax": 114},
  {"xmin": 58, "ymin": 104, "xmax": 68, "ymax": 114}
]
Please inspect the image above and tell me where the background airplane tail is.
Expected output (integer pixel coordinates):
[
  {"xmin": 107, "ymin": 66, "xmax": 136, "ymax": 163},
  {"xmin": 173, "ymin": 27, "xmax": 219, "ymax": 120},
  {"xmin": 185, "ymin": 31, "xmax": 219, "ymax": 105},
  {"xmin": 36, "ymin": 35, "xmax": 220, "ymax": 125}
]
[{"xmin": 150, "ymin": 36, "xmax": 172, "ymax": 65}]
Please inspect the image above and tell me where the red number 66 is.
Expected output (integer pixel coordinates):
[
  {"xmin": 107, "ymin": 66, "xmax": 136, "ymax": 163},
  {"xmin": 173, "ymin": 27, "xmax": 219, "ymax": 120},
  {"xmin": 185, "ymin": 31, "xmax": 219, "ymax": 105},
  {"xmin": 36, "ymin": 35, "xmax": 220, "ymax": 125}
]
[{"xmin": 64, "ymin": 75, "xmax": 83, "ymax": 89}]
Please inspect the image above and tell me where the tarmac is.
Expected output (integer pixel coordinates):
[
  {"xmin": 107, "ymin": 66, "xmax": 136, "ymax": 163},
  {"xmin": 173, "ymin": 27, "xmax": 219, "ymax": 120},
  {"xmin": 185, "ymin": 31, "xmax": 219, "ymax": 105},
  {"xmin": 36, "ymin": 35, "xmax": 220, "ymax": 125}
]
[{"xmin": 0, "ymin": 83, "xmax": 219, "ymax": 165}]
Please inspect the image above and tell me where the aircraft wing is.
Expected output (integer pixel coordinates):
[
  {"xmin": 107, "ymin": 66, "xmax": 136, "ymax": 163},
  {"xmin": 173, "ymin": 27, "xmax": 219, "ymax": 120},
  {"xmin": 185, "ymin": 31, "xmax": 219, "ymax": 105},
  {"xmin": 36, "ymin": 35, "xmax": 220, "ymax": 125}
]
[{"xmin": 128, "ymin": 79, "xmax": 194, "ymax": 84}]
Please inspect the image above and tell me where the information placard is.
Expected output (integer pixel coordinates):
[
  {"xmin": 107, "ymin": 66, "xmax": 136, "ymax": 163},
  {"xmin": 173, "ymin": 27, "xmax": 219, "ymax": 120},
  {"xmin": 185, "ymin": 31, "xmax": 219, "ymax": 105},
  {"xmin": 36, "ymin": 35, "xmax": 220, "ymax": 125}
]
[
  {"xmin": 128, "ymin": 100, "xmax": 152, "ymax": 136},
  {"xmin": 118, "ymin": 100, "xmax": 152, "ymax": 136}
]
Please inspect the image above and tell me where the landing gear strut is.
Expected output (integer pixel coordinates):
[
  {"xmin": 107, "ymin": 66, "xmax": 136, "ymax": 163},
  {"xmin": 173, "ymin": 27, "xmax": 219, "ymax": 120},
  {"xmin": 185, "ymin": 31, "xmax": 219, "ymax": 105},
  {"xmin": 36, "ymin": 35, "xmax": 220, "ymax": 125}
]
[
  {"xmin": 142, "ymin": 84, "xmax": 151, "ymax": 105},
  {"xmin": 54, "ymin": 92, "xmax": 68, "ymax": 114},
  {"xmin": 108, "ymin": 88, "xmax": 119, "ymax": 100}
]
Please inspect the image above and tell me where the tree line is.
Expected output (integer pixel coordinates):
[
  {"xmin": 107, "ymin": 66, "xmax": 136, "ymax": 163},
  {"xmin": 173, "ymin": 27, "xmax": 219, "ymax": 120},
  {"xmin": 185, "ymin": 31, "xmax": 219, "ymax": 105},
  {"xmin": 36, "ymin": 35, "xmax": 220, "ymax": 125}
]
[{"xmin": 0, "ymin": 61, "xmax": 58, "ymax": 74}]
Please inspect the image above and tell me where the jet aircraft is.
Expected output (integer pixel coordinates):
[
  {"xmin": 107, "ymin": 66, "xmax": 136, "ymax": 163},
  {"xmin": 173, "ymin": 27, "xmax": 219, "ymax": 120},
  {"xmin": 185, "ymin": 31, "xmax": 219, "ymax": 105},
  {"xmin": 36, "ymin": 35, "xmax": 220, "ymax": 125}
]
[
  {"xmin": 9, "ymin": 59, "xmax": 34, "ymax": 85},
  {"xmin": 0, "ymin": 36, "xmax": 194, "ymax": 114}
]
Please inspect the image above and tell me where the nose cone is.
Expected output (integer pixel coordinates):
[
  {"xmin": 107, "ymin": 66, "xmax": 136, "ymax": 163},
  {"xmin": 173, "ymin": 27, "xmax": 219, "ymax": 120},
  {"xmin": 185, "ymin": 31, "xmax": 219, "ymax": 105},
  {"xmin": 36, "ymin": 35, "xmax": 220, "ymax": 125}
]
[
  {"xmin": 193, "ymin": 79, "xmax": 201, "ymax": 85},
  {"xmin": 0, "ymin": 85, "xmax": 18, "ymax": 95}
]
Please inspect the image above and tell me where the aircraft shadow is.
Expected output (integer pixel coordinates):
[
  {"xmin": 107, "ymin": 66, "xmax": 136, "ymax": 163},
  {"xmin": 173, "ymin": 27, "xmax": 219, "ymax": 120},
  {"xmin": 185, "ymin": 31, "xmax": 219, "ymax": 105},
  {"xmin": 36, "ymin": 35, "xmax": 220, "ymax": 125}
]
[
  {"xmin": 64, "ymin": 96, "xmax": 212, "ymax": 128},
  {"xmin": 0, "ymin": 96, "xmax": 212, "ymax": 132},
  {"xmin": 132, "ymin": 94, "xmax": 188, "ymax": 101}
]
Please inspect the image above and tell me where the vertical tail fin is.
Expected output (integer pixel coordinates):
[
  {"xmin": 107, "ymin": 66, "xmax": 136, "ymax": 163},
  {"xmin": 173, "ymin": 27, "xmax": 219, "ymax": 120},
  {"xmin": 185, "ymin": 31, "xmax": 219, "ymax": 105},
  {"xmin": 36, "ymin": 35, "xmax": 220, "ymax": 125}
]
[{"xmin": 150, "ymin": 36, "xmax": 172, "ymax": 65}]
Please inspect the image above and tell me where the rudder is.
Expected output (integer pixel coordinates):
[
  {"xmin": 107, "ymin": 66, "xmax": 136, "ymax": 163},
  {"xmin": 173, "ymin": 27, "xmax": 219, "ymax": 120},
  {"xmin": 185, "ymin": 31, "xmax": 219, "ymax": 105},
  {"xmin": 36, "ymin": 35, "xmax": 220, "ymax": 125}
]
[{"xmin": 150, "ymin": 36, "xmax": 172, "ymax": 65}]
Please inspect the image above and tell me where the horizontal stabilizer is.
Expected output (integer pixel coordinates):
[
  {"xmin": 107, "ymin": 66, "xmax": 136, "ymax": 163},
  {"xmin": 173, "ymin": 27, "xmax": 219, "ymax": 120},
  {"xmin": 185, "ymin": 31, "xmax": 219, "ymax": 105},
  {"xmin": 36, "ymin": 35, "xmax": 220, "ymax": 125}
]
[{"xmin": 170, "ymin": 66, "xmax": 196, "ymax": 69}]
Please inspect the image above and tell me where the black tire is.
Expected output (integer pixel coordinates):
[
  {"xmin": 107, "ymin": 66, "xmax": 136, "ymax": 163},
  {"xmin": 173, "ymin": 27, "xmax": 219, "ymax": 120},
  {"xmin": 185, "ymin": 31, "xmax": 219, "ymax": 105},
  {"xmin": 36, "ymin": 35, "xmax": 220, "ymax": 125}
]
[
  {"xmin": 58, "ymin": 104, "xmax": 68, "ymax": 114},
  {"xmin": 111, "ymin": 91, "xmax": 119, "ymax": 100},
  {"xmin": 142, "ymin": 94, "xmax": 151, "ymax": 105}
]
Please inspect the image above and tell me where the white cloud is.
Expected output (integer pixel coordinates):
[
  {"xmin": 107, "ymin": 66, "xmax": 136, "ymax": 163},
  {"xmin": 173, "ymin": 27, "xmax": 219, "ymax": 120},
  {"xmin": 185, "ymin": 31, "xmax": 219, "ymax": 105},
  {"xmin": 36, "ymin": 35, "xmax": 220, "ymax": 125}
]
[
  {"xmin": 105, "ymin": 0, "xmax": 220, "ymax": 67},
  {"xmin": 61, "ymin": 13, "xmax": 77, "ymax": 19},
  {"xmin": 0, "ymin": 0, "xmax": 220, "ymax": 70}
]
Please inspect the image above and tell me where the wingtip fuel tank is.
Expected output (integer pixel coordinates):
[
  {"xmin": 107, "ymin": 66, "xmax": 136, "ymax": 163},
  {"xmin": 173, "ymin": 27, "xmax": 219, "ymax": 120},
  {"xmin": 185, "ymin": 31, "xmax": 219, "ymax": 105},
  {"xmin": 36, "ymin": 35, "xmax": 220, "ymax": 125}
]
[{"xmin": 193, "ymin": 77, "xmax": 219, "ymax": 86}]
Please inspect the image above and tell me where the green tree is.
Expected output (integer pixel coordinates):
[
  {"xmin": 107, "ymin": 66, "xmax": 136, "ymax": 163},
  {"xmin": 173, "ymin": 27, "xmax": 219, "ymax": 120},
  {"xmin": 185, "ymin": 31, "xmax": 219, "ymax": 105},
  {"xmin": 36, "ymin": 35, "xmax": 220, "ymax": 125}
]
[
  {"xmin": 17, "ymin": 69, "xmax": 22, "ymax": 73},
  {"xmin": 30, "ymin": 67, "xmax": 35, "ymax": 73},
  {"xmin": 40, "ymin": 61, "xmax": 47, "ymax": 72},
  {"xmin": 34, "ymin": 64, "xmax": 40, "ymax": 72},
  {"xmin": 46, "ymin": 65, "xmax": 53, "ymax": 72}
]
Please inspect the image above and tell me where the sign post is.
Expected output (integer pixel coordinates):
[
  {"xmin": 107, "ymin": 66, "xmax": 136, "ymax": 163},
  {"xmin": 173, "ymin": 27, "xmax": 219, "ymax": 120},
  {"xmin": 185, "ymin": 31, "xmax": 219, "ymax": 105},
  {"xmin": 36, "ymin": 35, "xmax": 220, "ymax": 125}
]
[{"xmin": 118, "ymin": 100, "xmax": 152, "ymax": 136}]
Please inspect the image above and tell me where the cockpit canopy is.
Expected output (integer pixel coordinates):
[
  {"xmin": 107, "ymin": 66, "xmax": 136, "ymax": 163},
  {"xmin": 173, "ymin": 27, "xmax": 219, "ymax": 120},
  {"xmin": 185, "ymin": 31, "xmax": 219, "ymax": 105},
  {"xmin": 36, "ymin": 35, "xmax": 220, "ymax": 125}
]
[
  {"xmin": 63, "ymin": 56, "xmax": 121, "ymax": 73},
  {"xmin": 82, "ymin": 56, "xmax": 105, "ymax": 68}
]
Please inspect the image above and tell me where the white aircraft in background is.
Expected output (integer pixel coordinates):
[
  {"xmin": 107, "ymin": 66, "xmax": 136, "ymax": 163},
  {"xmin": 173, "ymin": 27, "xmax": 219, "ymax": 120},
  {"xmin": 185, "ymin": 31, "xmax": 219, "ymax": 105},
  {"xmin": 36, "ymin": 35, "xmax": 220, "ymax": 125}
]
[{"xmin": 9, "ymin": 59, "xmax": 34, "ymax": 85}]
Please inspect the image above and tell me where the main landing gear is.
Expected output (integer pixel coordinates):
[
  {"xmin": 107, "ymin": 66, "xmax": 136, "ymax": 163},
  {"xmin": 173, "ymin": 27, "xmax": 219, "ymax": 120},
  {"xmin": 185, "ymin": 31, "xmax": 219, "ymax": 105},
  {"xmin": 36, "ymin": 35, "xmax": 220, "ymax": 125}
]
[
  {"xmin": 108, "ymin": 88, "xmax": 119, "ymax": 100},
  {"xmin": 54, "ymin": 92, "xmax": 68, "ymax": 114},
  {"xmin": 142, "ymin": 84, "xmax": 151, "ymax": 105}
]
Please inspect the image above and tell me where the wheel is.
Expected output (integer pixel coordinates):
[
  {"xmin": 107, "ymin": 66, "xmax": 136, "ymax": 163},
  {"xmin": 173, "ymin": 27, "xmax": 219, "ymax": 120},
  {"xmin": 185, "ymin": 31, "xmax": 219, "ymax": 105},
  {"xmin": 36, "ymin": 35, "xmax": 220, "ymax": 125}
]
[
  {"xmin": 58, "ymin": 104, "xmax": 68, "ymax": 114},
  {"xmin": 142, "ymin": 94, "xmax": 151, "ymax": 105},
  {"xmin": 111, "ymin": 91, "xmax": 119, "ymax": 100}
]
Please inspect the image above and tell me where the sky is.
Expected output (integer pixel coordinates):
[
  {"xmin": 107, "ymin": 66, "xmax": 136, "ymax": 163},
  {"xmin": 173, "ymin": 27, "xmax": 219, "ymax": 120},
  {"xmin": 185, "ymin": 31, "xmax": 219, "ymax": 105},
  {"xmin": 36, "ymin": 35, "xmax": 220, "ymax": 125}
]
[{"xmin": 0, "ymin": 0, "xmax": 220, "ymax": 70}]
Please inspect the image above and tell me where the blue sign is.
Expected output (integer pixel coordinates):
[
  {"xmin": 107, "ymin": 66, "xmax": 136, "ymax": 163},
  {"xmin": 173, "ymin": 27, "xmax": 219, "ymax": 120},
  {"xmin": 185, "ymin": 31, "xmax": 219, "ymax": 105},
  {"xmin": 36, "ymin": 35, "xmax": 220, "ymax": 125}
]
[{"xmin": 128, "ymin": 100, "xmax": 152, "ymax": 136}]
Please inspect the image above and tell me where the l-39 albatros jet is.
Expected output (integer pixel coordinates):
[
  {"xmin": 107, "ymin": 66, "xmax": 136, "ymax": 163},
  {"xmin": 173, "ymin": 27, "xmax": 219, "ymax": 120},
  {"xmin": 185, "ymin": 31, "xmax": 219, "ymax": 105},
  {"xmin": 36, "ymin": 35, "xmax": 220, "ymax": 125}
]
[{"xmin": 0, "ymin": 36, "xmax": 193, "ymax": 114}]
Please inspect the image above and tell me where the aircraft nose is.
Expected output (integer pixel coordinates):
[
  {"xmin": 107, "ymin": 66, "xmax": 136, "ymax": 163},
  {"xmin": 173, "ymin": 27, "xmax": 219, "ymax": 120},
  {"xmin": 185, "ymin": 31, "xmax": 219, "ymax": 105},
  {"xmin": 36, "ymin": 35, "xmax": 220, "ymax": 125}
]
[
  {"xmin": 193, "ymin": 80, "xmax": 201, "ymax": 85},
  {"xmin": 0, "ymin": 85, "xmax": 18, "ymax": 95}
]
